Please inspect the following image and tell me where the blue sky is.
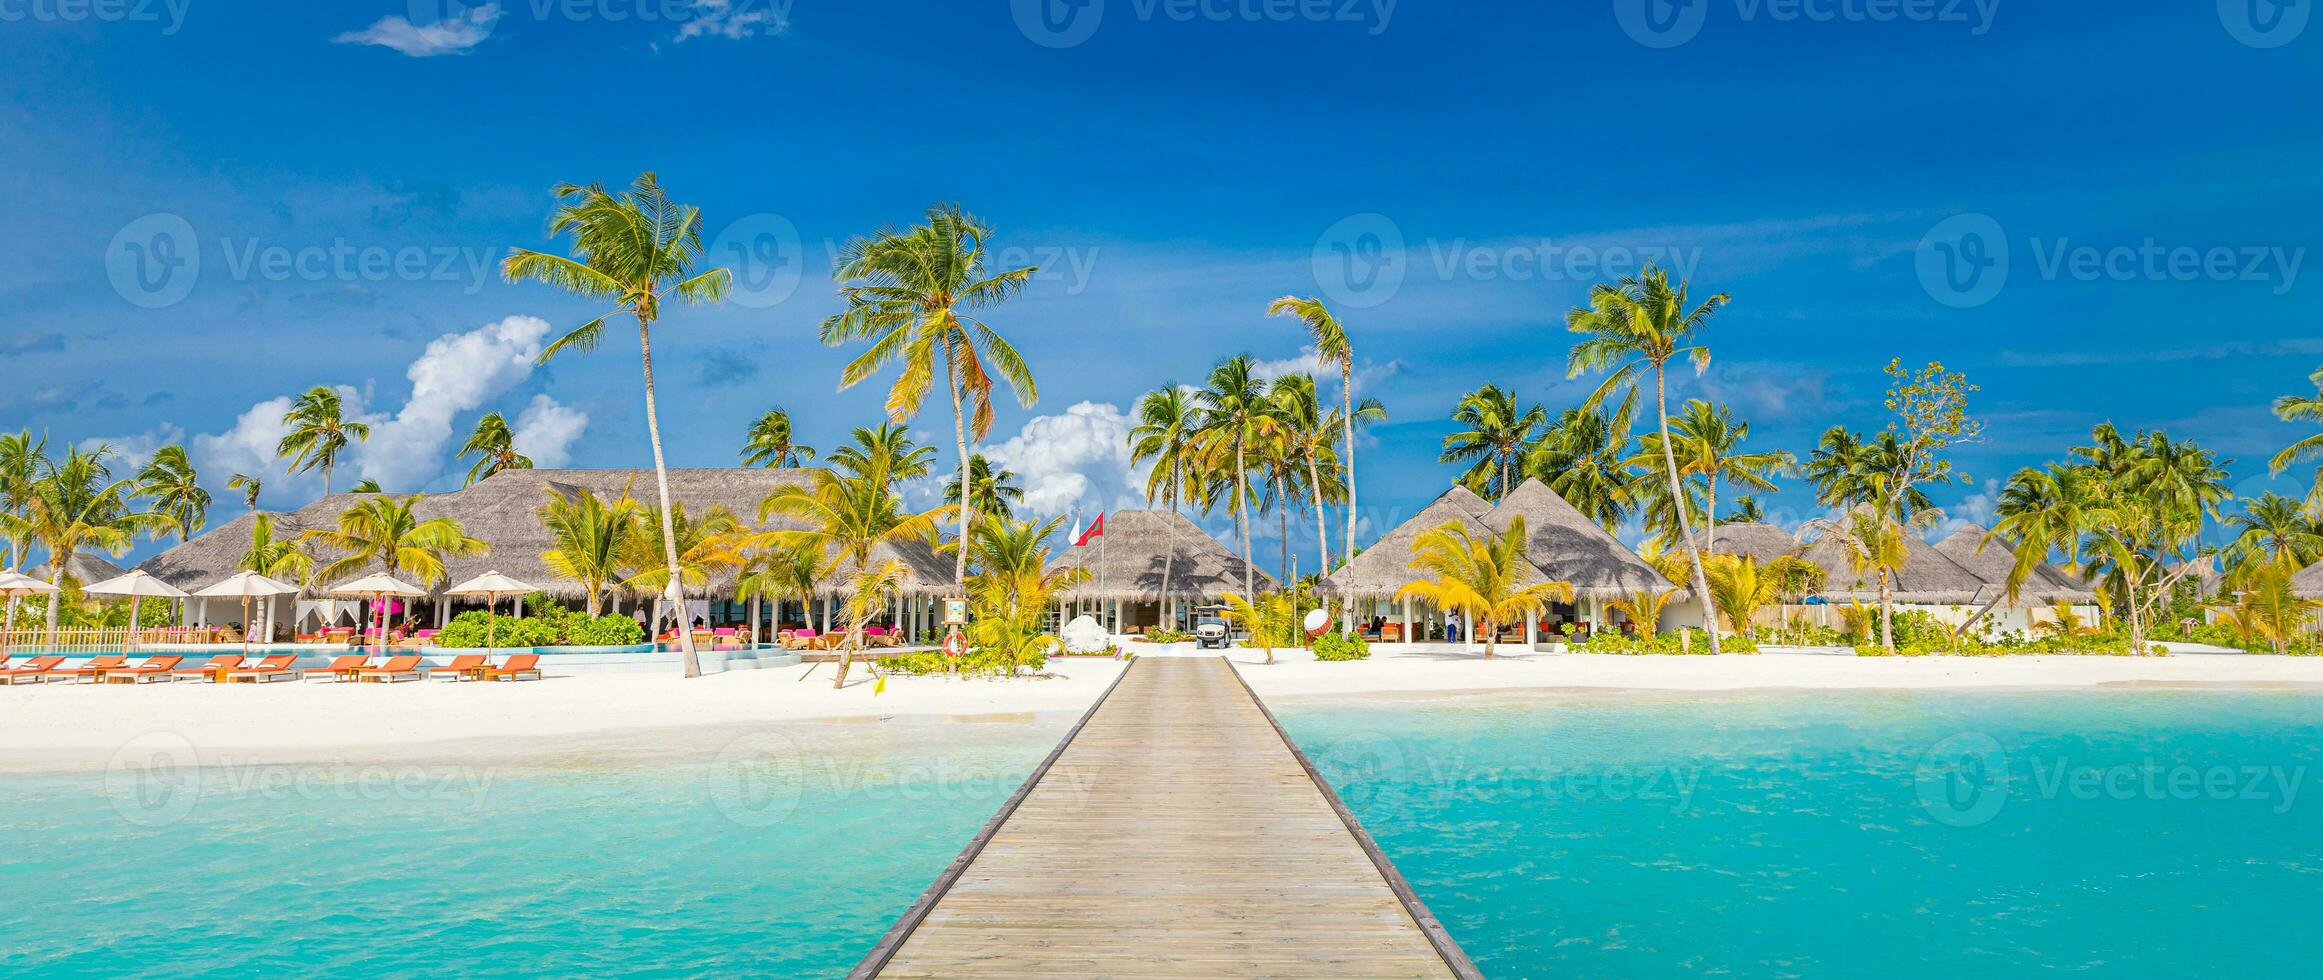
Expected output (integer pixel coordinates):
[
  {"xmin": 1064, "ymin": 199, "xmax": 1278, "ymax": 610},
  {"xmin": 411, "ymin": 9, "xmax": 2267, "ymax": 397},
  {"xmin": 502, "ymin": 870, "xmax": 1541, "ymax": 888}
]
[{"xmin": 3, "ymin": 1, "xmax": 2320, "ymax": 568}]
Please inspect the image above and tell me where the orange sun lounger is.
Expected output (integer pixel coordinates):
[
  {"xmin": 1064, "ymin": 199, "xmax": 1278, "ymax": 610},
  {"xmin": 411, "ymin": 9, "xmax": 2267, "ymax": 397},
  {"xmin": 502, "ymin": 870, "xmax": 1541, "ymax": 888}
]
[
  {"xmin": 304, "ymin": 655, "xmax": 372, "ymax": 682},
  {"xmin": 355, "ymin": 655, "xmax": 426, "ymax": 683},
  {"xmin": 0, "ymin": 656, "xmax": 66, "ymax": 685},
  {"xmin": 63, "ymin": 656, "xmax": 129, "ymax": 683},
  {"xmin": 173, "ymin": 654, "xmax": 245, "ymax": 681},
  {"xmin": 480, "ymin": 653, "xmax": 541, "ymax": 682},
  {"xmin": 103, "ymin": 656, "xmax": 185, "ymax": 683},
  {"xmin": 227, "ymin": 654, "xmax": 302, "ymax": 683}
]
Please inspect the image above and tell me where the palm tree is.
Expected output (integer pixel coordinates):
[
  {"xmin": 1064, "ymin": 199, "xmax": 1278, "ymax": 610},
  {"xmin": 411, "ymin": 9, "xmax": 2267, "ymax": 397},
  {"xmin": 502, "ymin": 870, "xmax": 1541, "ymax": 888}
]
[
  {"xmin": 945, "ymin": 454, "xmax": 1025, "ymax": 521},
  {"xmin": 276, "ymin": 386, "xmax": 370, "ymax": 497},
  {"xmin": 0, "ymin": 430, "xmax": 48, "ymax": 634},
  {"xmin": 1439, "ymin": 383, "xmax": 1546, "ymax": 501},
  {"xmin": 1268, "ymin": 296, "xmax": 1360, "ymax": 628},
  {"xmin": 538, "ymin": 487, "xmax": 643, "ymax": 616},
  {"xmin": 1816, "ymin": 504, "xmax": 1939, "ymax": 652},
  {"xmin": 736, "ymin": 542, "xmax": 831, "ymax": 635},
  {"xmin": 1396, "ymin": 515, "xmax": 1575, "ymax": 658},
  {"xmin": 968, "ymin": 515, "xmax": 1086, "ymax": 623},
  {"xmin": 1636, "ymin": 400, "xmax": 1794, "ymax": 554},
  {"xmin": 136, "ymin": 445, "xmax": 208, "ymax": 543},
  {"xmin": 227, "ymin": 473, "xmax": 263, "ymax": 511},
  {"xmin": 22, "ymin": 446, "xmax": 165, "ymax": 637},
  {"xmin": 458, "ymin": 412, "xmax": 534, "ymax": 487},
  {"xmin": 1608, "ymin": 585, "xmax": 1680, "ymax": 636},
  {"xmin": 2204, "ymin": 563, "xmax": 2318, "ymax": 655},
  {"xmin": 1724, "ymin": 497, "xmax": 1766, "ymax": 524},
  {"xmin": 758, "ymin": 464, "xmax": 954, "ymax": 688},
  {"xmin": 1567, "ymin": 264, "xmax": 1731, "ymax": 653},
  {"xmin": 739, "ymin": 408, "xmax": 817, "ymax": 467},
  {"xmin": 1194, "ymin": 355, "xmax": 1280, "ymax": 602},
  {"xmin": 2222, "ymin": 492, "xmax": 2323, "ymax": 586},
  {"xmin": 2270, "ymin": 366, "xmax": 2323, "ymax": 505},
  {"xmin": 1130, "ymin": 385, "xmax": 1200, "ymax": 611},
  {"xmin": 304, "ymin": 496, "xmax": 490, "ymax": 600},
  {"xmin": 1700, "ymin": 553, "xmax": 1815, "ymax": 639},
  {"xmin": 1525, "ymin": 403, "xmax": 1638, "ymax": 533},
  {"xmin": 828, "ymin": 423, "xmax": 938, "ymax": 483},
  {"xmin": 822, "ymin": 203, "xmax": 1039, "ymax": 597},
  {"xmin": 620, "ymin": 502, "xmax": 747, "ymax": 622},
  {"xmin": 1271, "ymin": 375, "xmax": 1381, "ymax": 578},
  {"xmin": 503, "ymin": 171, "xmax": 732, "ymax": 678},
  {"xmin": 350, "ymin": 479, "xmax": 384, "ymax": 493},
  {"xmin": 239, "ymin": 512, "xmax": 312, "ymax": 636}
]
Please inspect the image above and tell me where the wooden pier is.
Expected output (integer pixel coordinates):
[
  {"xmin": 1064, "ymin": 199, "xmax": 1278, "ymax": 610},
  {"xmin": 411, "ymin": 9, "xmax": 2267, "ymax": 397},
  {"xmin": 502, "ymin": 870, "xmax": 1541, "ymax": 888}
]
[{"xmin": 854, "ymin": 656, "xmax": 1479, "ymax": 978}]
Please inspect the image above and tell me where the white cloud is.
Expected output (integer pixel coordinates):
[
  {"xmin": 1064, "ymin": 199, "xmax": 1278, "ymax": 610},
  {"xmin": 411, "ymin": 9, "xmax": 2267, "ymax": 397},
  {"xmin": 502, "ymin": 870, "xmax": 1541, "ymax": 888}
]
[
  {"xmin": 1248, "ymin": 346, "xmax": 1402, "ymax": 397},
  {"xmin": 978, "ymin": 401, "xmax": 1155, "ymax": 519},
  {"xmin": 512, "ymin": 393, "xmax": 589, "ymax": 468},
  {"xmin": 355, "ymin": 315, "xmax": 554, "ymax": 489},
  {"xmin": 333, "ymin": 4, "xmax": 499, "ymax": 58},
  {"xmin": 193, "ymin": 395, "xmax": 310, "ymax": 506},
  {"xmin": 673, "ymin": 0, "xmax": 790, "ymax": 41},
  {"xmin": 1929, "ymin": 479, "xmax": 2001, "ymax": 543},
  {"xmin": 80, "ymin": 425, "xmax": 186, "ymax": 473}
]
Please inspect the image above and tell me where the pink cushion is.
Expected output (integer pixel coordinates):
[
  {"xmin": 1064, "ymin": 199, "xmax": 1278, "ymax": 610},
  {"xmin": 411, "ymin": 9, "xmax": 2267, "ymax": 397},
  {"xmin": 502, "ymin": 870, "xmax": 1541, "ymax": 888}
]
[
  {"xmin": 713, "ymin": 628, "xmax": 736, "ymax": 636},
  {"xmin": 794, "ymin": 629, "xmax": 818, "ymax": 638}
]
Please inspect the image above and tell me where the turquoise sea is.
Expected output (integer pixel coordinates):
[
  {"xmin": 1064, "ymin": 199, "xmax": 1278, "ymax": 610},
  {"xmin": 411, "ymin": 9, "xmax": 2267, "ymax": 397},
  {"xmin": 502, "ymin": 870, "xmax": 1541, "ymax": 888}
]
[
  {"xmin": 7, "ymin": 692, "xmax": 2320, "ymax": 977},
  {"xmin": 1280, "ymin": 691, "xmax": 2323, "ymax": 978},
  {"xmin": 0, "ymin": 718, "xmax": 1065, "ymax": 977}
]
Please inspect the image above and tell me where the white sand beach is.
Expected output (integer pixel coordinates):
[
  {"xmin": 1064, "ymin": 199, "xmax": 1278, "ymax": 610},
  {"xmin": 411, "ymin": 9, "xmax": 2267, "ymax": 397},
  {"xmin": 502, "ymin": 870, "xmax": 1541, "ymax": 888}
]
[{"xmin": 7, "ymin": 646, "xmax": 2323, "ymax": 774}]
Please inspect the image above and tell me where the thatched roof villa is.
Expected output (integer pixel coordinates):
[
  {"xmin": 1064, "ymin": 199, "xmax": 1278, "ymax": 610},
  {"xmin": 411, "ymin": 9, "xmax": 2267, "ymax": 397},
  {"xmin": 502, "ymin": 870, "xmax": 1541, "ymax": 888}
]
[
  {"xmin": 1700, "ymin": 521, "xmax": 1808, "ymax": 564},
  {"xmin": 136, "ymin": 467, "xmax": 955, "ymax": 639},
  {"xmin": 1045, "ymin": 509, "xmax": 1275, "ymax": 632},
  {"xmin": 1323, "ymin": 481, "xmax": 1693, "ymax": 642},
  {"xmin": 1932, "ymin": 525, "xmax": 2100, "ymax": 605},
  {"xmin": 30, "ymin": 553, "xmax": 129, "ymax": 590},
  {"xmin": 1792, "ymin": 516, "xmax": 1991, "ymax": 605}
]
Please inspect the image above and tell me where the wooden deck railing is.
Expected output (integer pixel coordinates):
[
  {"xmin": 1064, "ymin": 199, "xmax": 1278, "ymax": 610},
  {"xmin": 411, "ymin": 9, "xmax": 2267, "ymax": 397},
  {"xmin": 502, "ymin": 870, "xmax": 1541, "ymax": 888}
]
[{"xmin": 0, "ymin": 628, "xmax": 134, "ymax": 655}]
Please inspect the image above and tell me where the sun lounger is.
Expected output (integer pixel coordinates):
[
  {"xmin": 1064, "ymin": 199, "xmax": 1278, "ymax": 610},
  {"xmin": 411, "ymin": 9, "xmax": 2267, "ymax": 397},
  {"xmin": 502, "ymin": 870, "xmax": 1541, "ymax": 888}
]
[
  {"xmin": 1, "ymin": 656, "xmax": 66, "ymax": 685},
  {"xmin": 481, "ymin": 653, "xmax": 541, "ymax": 682},
  {"xmin": 103, "ymin": 655, "xmax": 185, "ymax": 683},
  {"xmin": 174, "ymin": 654, "xmax": 246, "ymax": 680},
  {"xmin": 430, "ymin": 654, "xmax": 489, "ymax": 681},
  {"xmin": 355, "ymin": 655, "xmax": 425, "ymax": 683},
  {"xmin": 782, "ymin": 629, "xmax": 820, "ymax": 651},
  {"xmin": 226, "ymin": 654, "xmax": 301, "ymax": 683},
  {"xmin": 305, "ymin": 654, "xmax": 372, "ymax": 682},
  {"xmin": 64, "ymin": 656, "xmax": 129, "ymax": 683}
]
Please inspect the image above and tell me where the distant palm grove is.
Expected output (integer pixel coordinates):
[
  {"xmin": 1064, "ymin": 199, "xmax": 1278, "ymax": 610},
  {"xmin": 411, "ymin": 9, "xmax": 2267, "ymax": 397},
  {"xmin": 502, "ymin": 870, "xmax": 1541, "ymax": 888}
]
[{"xmin": 9, "ymin": 173, "xmax": 2323, "ymax": 670}]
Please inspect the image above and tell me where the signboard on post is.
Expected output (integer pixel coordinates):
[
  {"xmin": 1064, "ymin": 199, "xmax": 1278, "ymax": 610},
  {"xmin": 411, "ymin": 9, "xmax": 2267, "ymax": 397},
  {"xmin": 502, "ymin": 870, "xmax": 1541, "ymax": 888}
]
[{"xmin": 942, "ymin": 596, "xmax": 968, "ymax": 657}]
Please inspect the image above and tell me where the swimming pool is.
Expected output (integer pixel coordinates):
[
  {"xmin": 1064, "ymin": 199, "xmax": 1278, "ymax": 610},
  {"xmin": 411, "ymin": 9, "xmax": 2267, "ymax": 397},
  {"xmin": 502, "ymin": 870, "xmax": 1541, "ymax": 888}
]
[
  {"xmin": 1279, "ymin": 691, "xmax": 2323, "ymax": 977},
  {"xmin": 0, "ymin": 716, "xmax": 1064, "ymax": 976}
]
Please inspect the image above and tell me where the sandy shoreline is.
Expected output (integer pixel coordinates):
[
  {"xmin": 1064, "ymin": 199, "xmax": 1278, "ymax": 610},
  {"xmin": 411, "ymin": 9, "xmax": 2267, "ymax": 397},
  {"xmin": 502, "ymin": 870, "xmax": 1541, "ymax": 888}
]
[{"xmin": 7, "ymin": 646, "xmax": 2323, "ymax": 774}]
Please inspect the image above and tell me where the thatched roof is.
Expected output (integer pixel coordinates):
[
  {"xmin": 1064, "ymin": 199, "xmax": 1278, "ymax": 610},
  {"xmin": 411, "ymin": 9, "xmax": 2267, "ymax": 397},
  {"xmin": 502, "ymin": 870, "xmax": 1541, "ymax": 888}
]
[
  {"xmin": 137, "ymin": 467, "xmax": 958, "ymax": 603},
  {"xmin": 30, "ymin": 553, "xmax": 128, "ymax": 588},
  {"xmin": 1322, "ymin": 485, "xmax": 1505, "ymax": 597},
  {"xmin": 1046, "ymin": 510, "xmax": 1274, "ymax": 600},
  {"xmin": 1933, "ymin": 525, "xmax": 2101, "ymax": 604},
  {"xmin": 1484, "ymin": 479, "xmax": 1679, "ymax": 600},
  {"xmin": 1703, "ymin": 522, "xmax": 1806, "ymax": 563},
  {"xmin": 1794, "ymin": 516, "xmax": 1992, "ymax": 605}
]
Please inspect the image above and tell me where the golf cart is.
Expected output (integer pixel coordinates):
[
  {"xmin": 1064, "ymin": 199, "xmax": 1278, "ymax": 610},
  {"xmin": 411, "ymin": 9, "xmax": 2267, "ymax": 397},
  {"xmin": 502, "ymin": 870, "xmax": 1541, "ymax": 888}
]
[{"xmin": 1192, "ymin": 605, "xmax": 1233, "ymax": 650}]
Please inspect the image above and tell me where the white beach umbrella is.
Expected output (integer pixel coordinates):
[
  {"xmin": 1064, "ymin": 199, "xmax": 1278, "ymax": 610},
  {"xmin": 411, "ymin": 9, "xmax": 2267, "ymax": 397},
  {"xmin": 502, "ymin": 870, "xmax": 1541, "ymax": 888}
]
[
  {"xmin": 444, "ymin": 571, "xmax": 540, "ymax": 649},
  {"xmin": 0, "ymin": 572, "xmax": 60, "ymax": 649},
  {"xmin": 195, "ymin": 571, "xmax": 302, "ymax": 653},
  {"xmin": 329, "ymin": 573, "xmax": 429, "ymax": 646},
  {"xmin": 83, "ymin": 570, "xmax": 190, "ymax": 650}
]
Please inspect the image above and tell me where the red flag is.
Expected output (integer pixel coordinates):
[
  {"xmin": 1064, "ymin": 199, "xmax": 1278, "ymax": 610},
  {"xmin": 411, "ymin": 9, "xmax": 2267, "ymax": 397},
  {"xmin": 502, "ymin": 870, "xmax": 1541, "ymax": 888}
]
[{"xmin": 1076, "ymin": 512, "xmax": 1106, "ymax": 547}]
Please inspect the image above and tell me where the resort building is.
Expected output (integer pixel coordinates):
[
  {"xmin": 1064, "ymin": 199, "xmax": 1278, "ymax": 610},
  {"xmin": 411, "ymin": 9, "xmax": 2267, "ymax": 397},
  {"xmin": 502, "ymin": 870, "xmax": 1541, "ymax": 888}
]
[
  {"xmin": 1044, "ymin": 509, "xmax": 1275, "ymax": 634},
  {"xmin": 28, "ymin": 554, "xmax": 129, "ymax": 590},
  {"xmin": 134, "ymin": 468, "xmax": 960, "ymax": 643},
  {"xmin": 1706, "ymin": 519, "xmax": 2102, "ymax": 635},
  {"xmin": 1323, "ymin": 480, "xmax": 1698, "ymax": 643}
]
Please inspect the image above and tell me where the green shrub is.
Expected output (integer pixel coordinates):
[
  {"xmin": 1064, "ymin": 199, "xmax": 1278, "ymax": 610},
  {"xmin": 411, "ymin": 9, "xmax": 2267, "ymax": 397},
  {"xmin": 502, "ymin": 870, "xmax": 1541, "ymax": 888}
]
[
  {"xmin": 1312, "ymin": 632, "xmax": 1370, "ymax": 662},
  {"xmin": 1577, "ymin": 628, "xmax": 1757, "ymax": 655},
  {"xmin": 569, "ymin": 614, "xmax": 645, "ymax": 646},
  {"xmin": 1140, "ymin": 629, "xmax": 1192, "ymax": 644},
  {"xmin": 436, "ymin": 609, "xmax": 559, "ymax": 648}
]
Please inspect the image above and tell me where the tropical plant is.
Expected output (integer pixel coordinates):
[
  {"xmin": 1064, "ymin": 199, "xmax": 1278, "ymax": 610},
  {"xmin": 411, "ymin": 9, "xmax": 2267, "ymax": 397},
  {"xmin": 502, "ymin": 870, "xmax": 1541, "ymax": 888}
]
[
  {"xmin": 758, "ymin": 460, "xmax": 954, "ymax": 688},
  {"xmin": 276, "ymin": 386, "xmax": 370, "ymax": 497},
  {"xmin": 1524, "ymin": 402, "xmax": 1638, "ymax": 533},
  {"xmin": 2221, "ymin": 492, "xmax": 2323, "ymax": 587},
  {"xmin": 967, "ymin": 515, "xmax": 1086, "ymax": 623},
  {"xmin": 21, "ymin": 445, "xmax": 163, "ymax": 636},
  {"xmin": 1130, "ymin": 384, "xmax": 1200, "ymax": 605},
  {"xmin": 1566, "ymin": 264, "xmax": 1729, "ymax": 653},
  {"xmin": 618, "ymin": 502, "xmax": 746, "ymax": 600},
  {"xmin": 137, "ymin": 445, "xmax": 208, "ymax": 542},
  {"xmin": 1814, "ymin": 504, "xmax": 1942, "ymax": 652},
  {"xmin": 1439, "ymin": 383, "xmax": 1546, "ymax": 502},
  {"xmin": 1724, "ymin": 496, "xmax": 1766, "ymax": 524},
  {"xmin": 239, "ymin": 511, "xmax": 311, "ymax": 634},
  {"xmin": 2070, "ymin": 425, "xmax": 2231, "ymax": 653},
  {"xmin": 1217, "ymin": 590, "xmax": 1299, "ymax": 665},
  {"xmin": 227, "ymin": 473, "xmax": 262, "ymax": 511},
  {"xmin": 739, "ymin": 407, "xmax": 817, "ymax": 467},
  {"xmin": 458, "ymin": 412, "xmax": 534, "ymax": 487},
  {"xmin": 945, "ymin": 454, "xmax": 1025, "ymax": 521},
  {"xmin": 503, "ymin": 171, "xmax": 733, "ymax": 677},
  {"xmin": 303, "ymin": 495, "xmax": 489, "ymax": 588},
  {"xmin": 538, "ymin": 486, "xmax": 643, "ymax": 616},
  {"xmin": 1267, "ymin": 295, "xmax": 1361, "ymax": 629},
  {"xmin": 1699, "ymin": 553, "xmax": 1807, "ymax": 638},
  {"xmin": 827, "ymin": 423, "xmax": 938, "ymax": 484},
  {"xmin": 2204, "ymin": 565, "xmax": 2318, "ymax": 655},
  {"xmin": 1194, "ymin": 355, "xmax": 1280, "ymax": 602},
  {"xmin": 1634, "ymin": 399, "xmax": 1794, "ymax": 553},
  {"xmin": 1271, "ymin": 374, "xmax": 1380, "ymax": 576},
  {"xmin": 0, "ymin": 430, "xmax": 48, "ymax": 633},
  {"xmin": 1395, "ymin": 515, "xmax": 1576, "ymax": 658},
  {"xmin": 822, "ymin": 203, "xmax": 1039, "ymax": 596},
  {"xmin": 736, "ymin": 542, "xmax": 833, "ymax": 634},
  {"xmin": 349, "ymin": 479, "xmax": 384, "ymax": 493},
  {"xmin": 1608, "ymin": 586, "xmax": 1680, "ymax": 636},
  {"xmin": 2269, "ymin": 365, "xmax": 2323, "ymax": 506}
]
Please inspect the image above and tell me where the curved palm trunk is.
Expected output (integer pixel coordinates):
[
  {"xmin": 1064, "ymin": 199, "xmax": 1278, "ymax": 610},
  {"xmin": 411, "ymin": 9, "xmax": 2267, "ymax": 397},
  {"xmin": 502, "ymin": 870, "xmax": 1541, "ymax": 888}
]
[
  {"xmin": 1158, "ymin": 470, "xmax": 1179, "ymax": 628},
  {"xmin": 1703, "ymin": 475, "xmax": 1720, "ymax": 555},
  {"xmin": 1878, "ymin": 568, "xmax": 1895, "ymax": 653},
  {"xmin": 948, "ymin": 356, "xmax": 973, "ymax": 593},
  {"xmin": 1655, "ymin": 367, "xmax": 1721, "ymax": 654},
  {"xmin": 1340, "ymin": 361, "xmax": 1357, "ymax": 634},
  {"xmin": 1237, "ymin": 440, "xmax": 1254, "ymax": 602},
  {"xmin": 637, "ymin": 319, "xmax": 698, "ymax": 678},
  {"xmin": 1304, "ymin": 456, "xmax": 1332, "ymax": 582},
  {"xmin": 42, "ymin": 548, "xmax": 67, "ymax": 643}
]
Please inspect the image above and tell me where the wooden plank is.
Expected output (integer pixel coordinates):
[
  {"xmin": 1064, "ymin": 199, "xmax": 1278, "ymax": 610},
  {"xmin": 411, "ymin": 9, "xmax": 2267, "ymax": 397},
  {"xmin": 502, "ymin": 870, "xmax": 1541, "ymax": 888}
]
[{"xmin": 854, "ymin": 656, "xmax": 1478, "ymax": 979}]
